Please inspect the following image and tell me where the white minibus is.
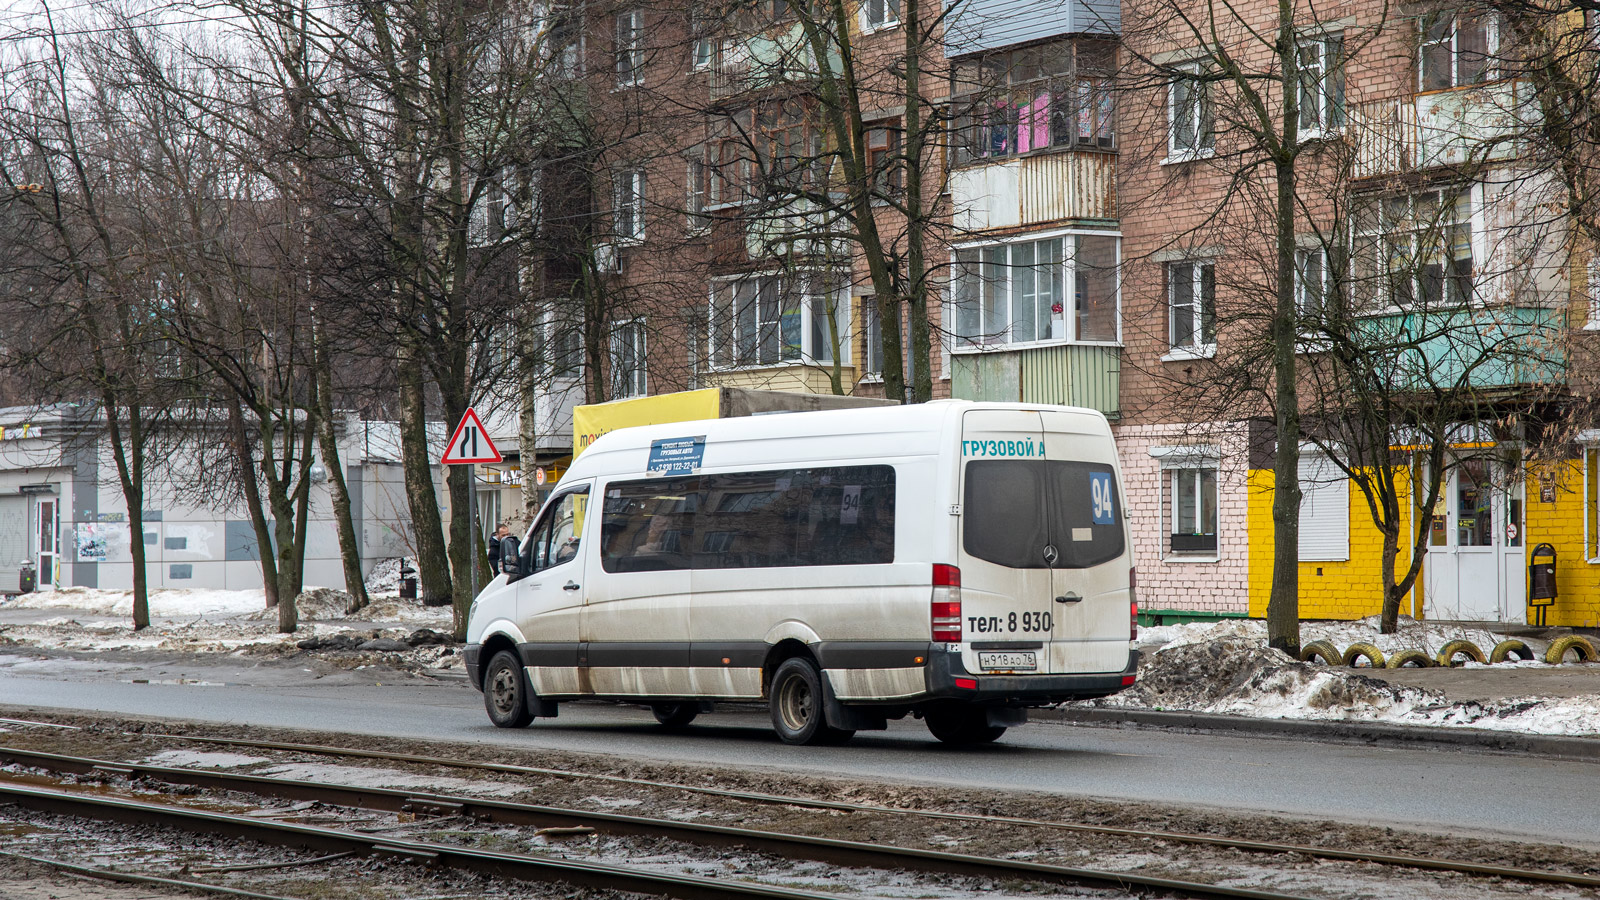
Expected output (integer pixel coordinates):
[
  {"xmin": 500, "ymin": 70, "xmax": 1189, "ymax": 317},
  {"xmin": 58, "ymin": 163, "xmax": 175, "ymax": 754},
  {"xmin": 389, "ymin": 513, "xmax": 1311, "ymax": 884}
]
[{"xmin": 465, "ymin": 400, "xmax": 1138, "ymax": 745}]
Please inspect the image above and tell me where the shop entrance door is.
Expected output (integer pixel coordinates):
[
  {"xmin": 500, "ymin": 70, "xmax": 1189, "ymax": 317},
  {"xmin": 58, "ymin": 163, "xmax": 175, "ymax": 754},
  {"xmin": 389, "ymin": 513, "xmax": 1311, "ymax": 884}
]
[
  {"xmin": 1423, "ymin": 459, "xmax": 1522, "ymax": 622},
  {"xmin": 36, "ymin": 498, "xmax": 57, "ymax": 590}
]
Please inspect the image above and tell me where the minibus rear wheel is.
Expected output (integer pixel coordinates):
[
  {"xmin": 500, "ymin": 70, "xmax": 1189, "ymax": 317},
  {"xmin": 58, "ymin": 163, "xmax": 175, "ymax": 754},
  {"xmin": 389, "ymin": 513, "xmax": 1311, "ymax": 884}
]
[
  {"xmin": 924, "ymin": 702, "xmax": 1006, "ymax": 745},
  {"xmin": 483, "ymin": 650, "xmax": 534, "ymax": 728},
  {"xmin": 769, "ymin": 657, "xmax": 854, "ymax": 746}
]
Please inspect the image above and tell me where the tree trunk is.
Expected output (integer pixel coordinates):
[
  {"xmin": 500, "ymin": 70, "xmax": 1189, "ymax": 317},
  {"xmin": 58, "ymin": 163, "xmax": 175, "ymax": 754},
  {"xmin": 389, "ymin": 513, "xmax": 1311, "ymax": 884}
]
[
  {"xmin": 230, "ymin": 399, "xmax": 280, "ymax": 611},
  {"xmin": 1379, "ymin": 524, "xmax": 1401, "ymax": 633},
  {"xmin": 397, "ymin": 337, "xmax": 453, "ymax": 606},
  {"xmin": 102, "ymin": 392, "xmax": 148, "ymax": 630},
  {"xmin": 446, "ymin": 461, "xmax": 474, "ymax": 639},
  {"xmin": 1265, "ymin": 0, "xmax": 1302, "ymax": 657},
  {"xmin": 311, "ymin": 348, "xmax": 371, "ymax": 610},
  {"xmin": 269, "ymin": 476, "xmax": 300, "ymax": 634},
  {"xmin": 902, "ymin": 0, "xmax": 933, "ymax": 404}
]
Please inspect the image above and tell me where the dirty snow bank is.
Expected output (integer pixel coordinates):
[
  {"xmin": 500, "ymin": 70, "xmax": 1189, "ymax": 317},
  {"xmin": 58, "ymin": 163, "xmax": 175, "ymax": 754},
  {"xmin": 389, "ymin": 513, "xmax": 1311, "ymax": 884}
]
[{"xmin": 1085, "ymin": 631, "xmax": 1600, "ymax": 736}]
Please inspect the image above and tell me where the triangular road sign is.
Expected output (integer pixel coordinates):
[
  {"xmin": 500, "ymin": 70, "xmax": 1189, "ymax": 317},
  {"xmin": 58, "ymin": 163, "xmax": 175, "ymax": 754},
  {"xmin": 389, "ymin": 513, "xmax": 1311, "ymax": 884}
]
[{"xmin": 441, "ymin": 407, "xmax": 502, "ymax": 465}]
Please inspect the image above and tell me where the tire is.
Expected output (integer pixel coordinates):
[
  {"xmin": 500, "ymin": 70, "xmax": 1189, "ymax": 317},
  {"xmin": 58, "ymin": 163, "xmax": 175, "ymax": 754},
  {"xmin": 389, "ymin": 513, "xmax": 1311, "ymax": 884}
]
[
  {"xmin": 769, "ymin": 657, "xmax": 853, "ymax": 746},
  {"xmin": 1299, "ymin": 640, "xmax": 1343, "ymax": 666},
  {"xmin": 651, "ymin": 702, "xmax": 699, "ymax": 730},
  {"xmin": 1341, "ymin": 642, "xmax": 1386, "ymax": 669},
  {"xmin": 1385, "ymin": 648, "xmax": 1434, "ymax": 669},
  {"xmin": 924, "ymin": 702, "xmax": 1007, "ymax": 746},
  {"xmin": 1544, "ymin": 635, "xmax": 1598, "ymax": 665},
  {"xmin": 1489, "ymin": 639, "xmax": 1535, "ymax": 663},
  {"xmin": 1435, "ymin": 639, "xmax": 1486, "ymax": 668},
  {"xmin": 483, "ymin": 650, "xmax": 534, "ymax": 728}
]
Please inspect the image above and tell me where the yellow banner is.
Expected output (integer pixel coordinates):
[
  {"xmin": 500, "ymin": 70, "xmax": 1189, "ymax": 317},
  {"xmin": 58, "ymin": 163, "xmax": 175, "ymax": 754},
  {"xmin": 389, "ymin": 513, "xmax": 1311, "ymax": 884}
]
[{"xmin": 573, "ymin": 389, "xmax": 723, "ymax": 456}]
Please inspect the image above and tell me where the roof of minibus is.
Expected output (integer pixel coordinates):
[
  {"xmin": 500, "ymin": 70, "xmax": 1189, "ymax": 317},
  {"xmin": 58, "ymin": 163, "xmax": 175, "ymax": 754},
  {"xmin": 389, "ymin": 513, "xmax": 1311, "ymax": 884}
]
[{"xmin": 563, "ymin": 400, "xmax": 1110, "ymax": 483}]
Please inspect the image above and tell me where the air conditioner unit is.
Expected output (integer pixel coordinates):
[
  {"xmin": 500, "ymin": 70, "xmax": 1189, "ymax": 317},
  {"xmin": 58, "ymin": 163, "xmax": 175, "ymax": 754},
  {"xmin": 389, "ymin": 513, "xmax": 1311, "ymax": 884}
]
[{"xmin": 595, "ymin": 242, "xmax": 622, "ymax": 274}]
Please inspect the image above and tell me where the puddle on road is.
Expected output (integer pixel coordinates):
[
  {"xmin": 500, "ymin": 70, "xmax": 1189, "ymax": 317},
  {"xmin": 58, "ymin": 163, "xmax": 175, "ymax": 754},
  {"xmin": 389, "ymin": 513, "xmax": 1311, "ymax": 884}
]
[{"xmin": 120, "ymin": 678, "xmax": 226, "ymax": 686}]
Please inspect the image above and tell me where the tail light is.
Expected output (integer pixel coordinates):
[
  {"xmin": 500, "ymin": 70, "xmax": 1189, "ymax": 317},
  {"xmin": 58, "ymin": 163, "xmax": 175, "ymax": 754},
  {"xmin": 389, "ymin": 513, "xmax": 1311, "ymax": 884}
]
[
  {"xmin": 931, "ymin": 564, "xmax": 962, "ymax": 643},
  {"xmin": 1129, "ymin": 567, "xmax": 1138, "ymax": 641}
]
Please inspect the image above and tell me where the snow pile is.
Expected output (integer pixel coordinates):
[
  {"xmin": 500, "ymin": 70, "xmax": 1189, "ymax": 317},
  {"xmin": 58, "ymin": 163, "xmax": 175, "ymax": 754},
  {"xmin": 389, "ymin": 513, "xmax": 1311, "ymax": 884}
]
[
  {"xmin": 365, "ymin": 558, "xmax": 406, "ymax": 596},
  {"xmin": 1091, "ymin": 634, "xmax": 1600, "ymax": 736},
  {"xmin": 1138, "ymin": 615, "xmax": 1543, "ymax": 659},
  {"xmin": 0, "ymin": 586, "xmax": 265, "ymax": 618}
]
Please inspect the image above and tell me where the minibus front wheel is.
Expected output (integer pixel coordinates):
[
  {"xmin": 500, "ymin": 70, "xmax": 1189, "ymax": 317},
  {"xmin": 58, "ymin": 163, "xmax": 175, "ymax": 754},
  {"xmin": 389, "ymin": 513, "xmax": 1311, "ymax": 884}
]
[
  {"xmin": 483, "ymin": 650, "xmax": 534, "ymax": 728},
  {"xmin": 769, "ymin": 657, "xmax": 854, "ymax": 746}
]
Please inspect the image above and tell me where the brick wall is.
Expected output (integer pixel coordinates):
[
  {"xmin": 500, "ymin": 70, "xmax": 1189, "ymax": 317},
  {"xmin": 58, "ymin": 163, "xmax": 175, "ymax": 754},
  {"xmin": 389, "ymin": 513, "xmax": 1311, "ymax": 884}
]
[
  {"xmin": 1115, "ymin": 421, "xmax": 1250, "ymax": 612},
  {"xmin": 1526, "ymin": 460, "xmax": 1600, "ymax": 628}
]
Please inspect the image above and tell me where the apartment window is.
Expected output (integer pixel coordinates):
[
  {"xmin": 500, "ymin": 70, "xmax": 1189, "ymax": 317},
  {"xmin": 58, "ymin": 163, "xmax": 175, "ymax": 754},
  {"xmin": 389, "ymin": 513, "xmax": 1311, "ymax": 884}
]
[
  {"xmin": 1169, "ymin": 62, "xmax": 1213, "ymax": 158},
  {"xmin": 861, "ymin": 0, "xmax": 900, "ymax": 30},
  {"xmin": 1168, "ymin": 261, "xmax": 1215, "ymax": 353},
  {"xmin": 687, "ymin": 156, "xmax": 709, "ymax": 230},
  {"xmin": 950, "ymin": 39, "xmax": 1115, "ymax": 164},
  {"xmin": 756, "ymin": 100, "xmax": 817, "ymax": 194},
  {"xmin": 951, "ymin": 234, "xmax": 1119, "ymax": 348},
  {"xmin": 1586, "ymin": 256, "xmax": 1600, "ymax": 328},
  {"xmin": 1352, "ymin": 188, "xmax": 1473, "ymax": 310},
  {"xmin": 549, "ymin": 318, "xmax": 584, "ymax": 378},
  {"xmin": 710, "ymin": 273, "xmax": 847, "ymax": 368},
  {"xmin": 1298, "ymin": 34, "xmax": 1345, "ymax": 135},
  {"xmin": 549, "ymin": 9, "xmax": 581, "ymax": 78},
  {"xmin": 690, "ymin": 8, "xmax": 713, "ymax": 71},
  {"xmin": 866, "ymin": 120, "xmax": 903, "ymax": 196},
  {"xmin": 861, "ymin": 297, "xmax": 883, "ymax": 378},
  {"xmin": 1295, "ymin": 248, "xmax": 1328, "ymax": 317},
  {"xmin": 614, "ymin": 169, "xmax": 645, "ymax": 241},
  {"xmin": 616, "ymin": 10, "xmax": 644, "ymax": 86},
  {"xmin": 611, "ymin": 320, "xmax": 647, "ymax": 398},
  {"xmin": 1167, "ymin": 465, "xmax": 1219, "ymax": 556},
  {"xmin": 1420, "ymin": 13, "xmax": 1495, "ymax": 91}
]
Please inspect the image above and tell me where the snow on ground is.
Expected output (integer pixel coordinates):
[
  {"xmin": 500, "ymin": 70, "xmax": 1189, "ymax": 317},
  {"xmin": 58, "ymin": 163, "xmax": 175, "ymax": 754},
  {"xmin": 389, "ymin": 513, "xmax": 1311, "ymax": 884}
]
[
  {"xmin": 1092, "ymin": 622, "xmax": 1600, "ymax": 736},
  {"xmin": 0, "ymin": 584, "xmax": 453, "ymax": 661}
]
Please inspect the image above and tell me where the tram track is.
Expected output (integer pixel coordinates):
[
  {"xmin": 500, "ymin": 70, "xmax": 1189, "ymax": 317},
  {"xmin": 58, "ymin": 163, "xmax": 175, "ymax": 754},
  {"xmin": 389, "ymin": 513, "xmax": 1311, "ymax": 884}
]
[
  {"xmin": 0, "ymin": 746, "xmax": 1323, "ymax": 900},
  {"xmin": 1, "ymin": 717, "xmax": 1596, "ymax": 898},
  {"xmin": 128, "ymin": 729, "xmax": 1600, "ymax": 890}
]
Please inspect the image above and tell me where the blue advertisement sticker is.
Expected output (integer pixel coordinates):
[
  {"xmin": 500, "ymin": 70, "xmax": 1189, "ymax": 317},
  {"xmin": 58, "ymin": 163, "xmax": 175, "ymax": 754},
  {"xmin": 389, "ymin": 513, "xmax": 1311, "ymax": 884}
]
[
  {"xmin": 647, "ymin": 436, "xmax": 706, "ymax": 476},
  {"xmin": 1090, "ymin": 472, "xmax": 1114, "ymax": 524}
]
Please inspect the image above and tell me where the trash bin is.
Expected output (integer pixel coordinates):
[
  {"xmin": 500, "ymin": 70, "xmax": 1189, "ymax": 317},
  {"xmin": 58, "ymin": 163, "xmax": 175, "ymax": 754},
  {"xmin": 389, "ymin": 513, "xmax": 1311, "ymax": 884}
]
[
  {"xmin": 399, "ymin": 559, "xmax": 418, "ymax": 600},
  {"xmin": 17, "ymin": 560, "xmax": 34, "ymax": 594},
  {"xmin": 1528, "ymin": 543, "xmax": 1557, "ymax": 626}
]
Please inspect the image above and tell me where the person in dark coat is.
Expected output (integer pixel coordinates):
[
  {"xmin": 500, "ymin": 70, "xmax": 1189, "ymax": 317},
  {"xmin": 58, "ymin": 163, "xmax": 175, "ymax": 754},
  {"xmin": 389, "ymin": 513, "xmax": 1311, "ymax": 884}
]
[{"xmin": 487, "ymin": 524, "xmax": 511, "ymax": 573}]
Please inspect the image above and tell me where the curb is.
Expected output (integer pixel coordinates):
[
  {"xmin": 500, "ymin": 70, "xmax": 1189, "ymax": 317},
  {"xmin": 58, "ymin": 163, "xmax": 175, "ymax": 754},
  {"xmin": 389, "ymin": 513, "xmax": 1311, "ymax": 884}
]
[{"xmin": 1037, "ymin": 706, "xmax": 1600, "ymax": 760}]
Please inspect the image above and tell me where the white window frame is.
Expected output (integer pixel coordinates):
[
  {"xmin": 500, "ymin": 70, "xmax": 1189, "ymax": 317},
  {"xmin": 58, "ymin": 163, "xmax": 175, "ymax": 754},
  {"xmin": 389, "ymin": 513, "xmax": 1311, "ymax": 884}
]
[
  {"xmin": 1297, "ymin": 32, "xmax": 1345, "ymax": 137},
  {"xmin": 1295, "ymin": 247, "xmax": 1328, "ymax": 317},
  {"xmin": 1584, "ymin": 442, "xmax": 1600, "ymax": 562},
  {"xmin": 686, "ymin": 156, "xmax": 709, "ymax": 231},
  {"xmin": 1585, "ymin": 256, "xmax": 1600, "ymax": 330},
  {"xmin": 1351, "ymin": 186, "xmax": 1475, "ymax": 312},
  {"xmin": 1152, "ymin": 447, "xmax": 1221, "ymax": 563},
  {"xmin": 948, "ymin": 228, "xmax": 1123, "ymax": 352},
  {"xmin": 611, "ymin": 319, "xmax": 648, "ymax": 398},
  {"xmin": 614, "ymin": 169, "xmax": 645, "ymax": 243},
  {"xmin": 1166, "ymin": 61, "xmax": 1214, "ymax": 162},
  {"xmin": 615, "ymin": 10, "xmax": 644, "ymax": 87},
  {"xmin": 1419, "ymin": 12, "xmax": 1498, "ymax": 92},
  {"xmin": 707, "ymin": 272, "xmax": 851, "ymax": 370},
  {"xmin": 859, "ymin": 0, "xmax": 900, "ymax": 32},
  {"xmin": 1164, "ymin": 259, "xmax": 1215, "ymax": 360}
]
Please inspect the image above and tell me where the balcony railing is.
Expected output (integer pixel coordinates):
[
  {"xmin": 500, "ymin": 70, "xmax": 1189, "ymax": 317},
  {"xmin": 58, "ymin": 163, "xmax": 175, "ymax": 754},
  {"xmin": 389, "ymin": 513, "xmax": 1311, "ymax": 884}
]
[
  {"xmin": 1349, "ymin": 80, "xmax": 1530, "ymax": 179},
  {"xmin": 950, "ymin": 344, "xmax": 1120, "ymax": 417}
]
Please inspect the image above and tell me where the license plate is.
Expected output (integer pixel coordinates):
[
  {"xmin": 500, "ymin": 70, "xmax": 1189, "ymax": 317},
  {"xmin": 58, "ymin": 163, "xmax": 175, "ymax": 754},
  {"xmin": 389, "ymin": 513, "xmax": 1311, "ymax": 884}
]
[{"xmin": 977, "ymin": 651, "xmax": 1036, "ymax": 671}]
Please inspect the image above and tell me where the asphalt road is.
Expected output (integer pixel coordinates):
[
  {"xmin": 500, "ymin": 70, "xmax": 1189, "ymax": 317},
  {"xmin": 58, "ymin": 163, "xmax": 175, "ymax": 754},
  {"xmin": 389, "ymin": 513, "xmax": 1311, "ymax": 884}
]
[{"xmin": 2, "ymin": 663, "xmax": 1597, "ymax": 850}]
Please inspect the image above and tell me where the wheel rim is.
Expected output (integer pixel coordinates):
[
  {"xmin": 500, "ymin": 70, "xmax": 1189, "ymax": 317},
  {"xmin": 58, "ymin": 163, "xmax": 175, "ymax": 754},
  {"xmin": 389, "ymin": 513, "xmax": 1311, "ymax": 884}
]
[
  {"xmin": 489, "ymin": 666, "xmax": 518, "ymax": 716},
  {"xmin": 777, "ymin": 673, "xmax": 813, "ymax": 733}
]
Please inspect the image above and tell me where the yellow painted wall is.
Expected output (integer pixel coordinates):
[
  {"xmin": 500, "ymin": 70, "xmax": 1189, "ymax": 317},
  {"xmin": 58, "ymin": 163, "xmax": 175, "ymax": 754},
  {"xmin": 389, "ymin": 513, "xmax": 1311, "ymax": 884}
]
[
  {"xmin": 1524, "ymin": 460, "xmax": 1600, "ymax": 628},
  {"xmin": 1247, "ymin": 466, "xmax": 1419, "ymax": 620}
]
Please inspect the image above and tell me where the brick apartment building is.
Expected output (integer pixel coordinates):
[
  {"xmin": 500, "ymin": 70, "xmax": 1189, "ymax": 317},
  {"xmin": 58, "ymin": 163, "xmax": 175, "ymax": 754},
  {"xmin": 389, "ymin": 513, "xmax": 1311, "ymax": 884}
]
[{"xmin": 516, "ymin": 0, "xmax": 1599, "ymax": 628}]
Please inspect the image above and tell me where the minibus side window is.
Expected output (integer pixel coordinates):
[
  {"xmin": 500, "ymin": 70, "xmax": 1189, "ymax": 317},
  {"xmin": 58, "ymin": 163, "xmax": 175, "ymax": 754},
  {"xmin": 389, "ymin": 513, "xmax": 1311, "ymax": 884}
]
[
  {"xmin": 526, "ymin": 488, "xmax": 589, "ymax": 575},
  {"xmin": 598, "ymin": 466, "xmax": 895, "ymax": 571},
  {"xmin": 601, "ymin": 478, "xmax": 699, "ymax": 573}
]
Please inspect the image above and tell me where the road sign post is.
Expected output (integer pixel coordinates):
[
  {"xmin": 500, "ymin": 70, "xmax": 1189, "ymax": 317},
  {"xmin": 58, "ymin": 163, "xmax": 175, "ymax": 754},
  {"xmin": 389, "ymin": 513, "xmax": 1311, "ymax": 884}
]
[{"xmin": 440, "ymin": 408, "xmax": 502, "ymax": 606}]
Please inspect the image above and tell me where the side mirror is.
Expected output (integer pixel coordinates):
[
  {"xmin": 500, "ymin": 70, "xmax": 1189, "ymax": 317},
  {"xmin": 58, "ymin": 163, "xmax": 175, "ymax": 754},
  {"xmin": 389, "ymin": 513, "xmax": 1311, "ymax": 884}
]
[{"xmin": 499, "ymin": 536, "xmax": 525, "ymax": 579}]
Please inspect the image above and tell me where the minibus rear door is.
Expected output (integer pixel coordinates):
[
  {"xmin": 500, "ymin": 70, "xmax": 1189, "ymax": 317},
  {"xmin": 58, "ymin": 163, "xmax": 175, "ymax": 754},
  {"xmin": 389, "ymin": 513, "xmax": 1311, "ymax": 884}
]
[
  {"xmin": 958, "ymin": 410, "xmax": 1056, "ymax": 675},
  {"xmin": 1039, "ymin": 411, "xmax": 1130, "ymax": 676}
]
